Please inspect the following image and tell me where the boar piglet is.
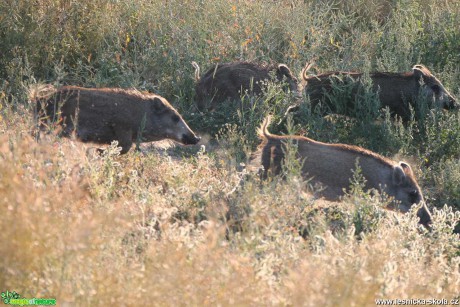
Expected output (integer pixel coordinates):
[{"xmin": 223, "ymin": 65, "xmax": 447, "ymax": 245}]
[
  {"xmin": 302, "ymin": 64, "xmax": 457, "ymax": 120},
  {"xmin": 192, "ymin": 61, "xmax": 299, "ymax": 111},
  {"xmin": 250, "ymin": 116, "xmax": 432, "ymax": 226},
  {"xmin": 34, "ymin": 86, "xmax": 200, "ymax": 154}
]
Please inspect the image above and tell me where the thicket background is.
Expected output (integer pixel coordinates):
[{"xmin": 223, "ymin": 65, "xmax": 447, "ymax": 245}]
[{"xmin": 1, "ymin": 0, "xmax": 460, "ymax": 305}]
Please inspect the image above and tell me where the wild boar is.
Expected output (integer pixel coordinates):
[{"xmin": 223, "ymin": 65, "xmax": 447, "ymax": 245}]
[
  {"xmin": 33, "ymin": 86, "xmax": 200, "ymax": 154},
  {"xmin": 250, "ymin": 116, "xmax": 432, "ymax": 226},
  {"xmin": 192, "ymin": 61, "xmax": 299, "ymax": 111},
  {"xmin": 302, "ymin": 64, "xmax": 457, "ymax": 120}
]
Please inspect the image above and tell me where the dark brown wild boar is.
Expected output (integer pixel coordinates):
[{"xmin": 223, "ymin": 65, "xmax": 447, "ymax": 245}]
[
  {"xmin": 192, "ymin": 61, "xmax": 299, "ymax": 111},
  {"xmin": 250, "ymin": 116, "xmax": 432, "ymax": 226},
  {"xmin": 302, "ymin": 64, "xmax": 457, "ymax": 120},
  {"xmin": 33, "ymin": 86, "xmax": 200, "ymax": 154}
]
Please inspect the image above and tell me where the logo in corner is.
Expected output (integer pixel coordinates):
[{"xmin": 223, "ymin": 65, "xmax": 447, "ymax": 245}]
[
  {"xmin": 1, "ymin": 291, "xmax": 56, "ymax": 306},
  {"xmin": 1, "ymin": 291, "xmax": 20, "ymax": 305}
]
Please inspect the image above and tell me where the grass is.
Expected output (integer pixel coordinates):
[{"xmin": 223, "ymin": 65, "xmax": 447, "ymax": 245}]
[{"xmin": 1, "ymin": 0, "xmax": 460, "ymax": 305}]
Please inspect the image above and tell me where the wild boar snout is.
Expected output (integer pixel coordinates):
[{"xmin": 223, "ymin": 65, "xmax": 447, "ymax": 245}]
[
  {"xmin": 390, "ymin": 161, "xmax": 432, "ymax": 227},
  {"xmin": 417, "ymin": 203, "xmax": 432, "ymax": 227},
  {"xmin": 433, "ymin": 88, "xmax": 457, "ymax": 110},
  {"xmin": 445, "ymin": 95, "xmax": 458, "ymax": 110},
  {"xmin": 392, "ymin": 162, "xmax": 425, "ymax": 210},
  {"xmin": 167, "ymin": 114, "xmax": 200, "ymax": 145},
  {"xmin": 181, "ymin": 133, "xmax": 201, "ymax": 145}
]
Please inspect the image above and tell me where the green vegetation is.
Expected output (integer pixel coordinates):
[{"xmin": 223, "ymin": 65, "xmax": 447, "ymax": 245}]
[{"xmin": 1, "ymin": 0, "xmax": 460, "ymax": 305}]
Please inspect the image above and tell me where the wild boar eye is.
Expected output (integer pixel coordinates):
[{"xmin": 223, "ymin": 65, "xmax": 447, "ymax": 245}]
[
  {"xmin": 431, "ymin": 84, "xmax": 441, "ymax": 94},
  {"xmin": 172, "ymin": 114, "xmax": 180, "ymax": 123},
  {"xmin": 409, "ymin": 190, "xmax": 419, "ymax": 201}
]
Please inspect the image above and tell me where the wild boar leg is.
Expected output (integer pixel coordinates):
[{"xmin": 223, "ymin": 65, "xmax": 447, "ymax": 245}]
[
  {"xmin": 113, "ymin": 125, "xmax": 133, "ymax": 154},
  {"xmin": 59, "ymin": 115, "xmax": 75, "ymax": 137}
]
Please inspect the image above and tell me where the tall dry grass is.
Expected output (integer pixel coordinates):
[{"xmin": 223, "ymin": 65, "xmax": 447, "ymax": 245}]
[{"xmin": 0, "ymin": 104, "xmax": 459, "ymax": 305}]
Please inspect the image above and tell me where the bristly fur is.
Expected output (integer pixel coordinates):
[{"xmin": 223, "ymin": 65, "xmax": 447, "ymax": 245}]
[
  {"xmin": 251, "ymin": 115, "xmax": 402, "ymax": 172},
  {"xmin": 259, "ymin": 116, "xmax": 395, "ymax": 167}
]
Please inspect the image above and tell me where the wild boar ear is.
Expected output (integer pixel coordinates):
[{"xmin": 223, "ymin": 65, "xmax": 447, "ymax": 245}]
[
  {"xmin": 413, "ymin": 64, "xmax": 426, "ymax": 70},
  {"xmin": 278, "ymin": 64, "xmax": 296, "ymax": 80},
  {"xmin": 151, "ymin": 97, "xmax": 165, "ymax": 113},
  {"xmin": 399, "ymin": 161, "xmax": 412, "ymax": 172},
  {"xmin": 412, "ymin": 66, "xmax": 425, "ymax": 80},
  {"xmin": 412, "ymin": 65, "xmax": 432, "ymax": 82},
  {"xmin": 392, "ymin": 165, "xmax": 406, "ymax": 186}
]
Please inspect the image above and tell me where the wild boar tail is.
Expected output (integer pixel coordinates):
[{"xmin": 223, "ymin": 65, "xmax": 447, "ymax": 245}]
[
  {"xmin": 28, "ymin": 84, "xmax": 56, "ymax": 104},
  {"xmin": 28, "ymin": 84, "xmax": 57, "ymax": 139},
  {"xmin": 28, "ymin": 84, "xmax": 56, "ymax": 114},
  {"xmin": 301, "ymin": 61, "xmax": 315, "ymax": 80},
  {"xmin": 257, "ymin": 115, "xmax": 272, "ymax": 140},
  {"xmin": 191, "ymin": 61, "xmax": 200, "ymax": 82},
  {"xmin": 247, "ymin": 116, "xmax": 271, "ymax": 176}
]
